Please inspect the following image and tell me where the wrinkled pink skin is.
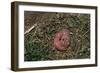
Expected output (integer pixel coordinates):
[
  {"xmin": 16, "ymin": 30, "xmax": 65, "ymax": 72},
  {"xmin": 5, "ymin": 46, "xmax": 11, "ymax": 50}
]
[{"xmin": 53, "ymin": 29, "xmax": 70, "ymax": 51}]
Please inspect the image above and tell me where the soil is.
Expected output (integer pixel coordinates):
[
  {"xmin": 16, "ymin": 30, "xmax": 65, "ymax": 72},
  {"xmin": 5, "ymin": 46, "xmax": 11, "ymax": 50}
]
[{"xmin": 24, "ymin": 11, "xmax": 90, "ymax": 61}]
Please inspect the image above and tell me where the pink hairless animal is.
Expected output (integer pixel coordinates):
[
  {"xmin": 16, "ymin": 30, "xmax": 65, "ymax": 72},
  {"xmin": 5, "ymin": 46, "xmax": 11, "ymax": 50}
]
[{"xmin": 53, "ymin": 29, "xmax": 70, "ymax": 51}]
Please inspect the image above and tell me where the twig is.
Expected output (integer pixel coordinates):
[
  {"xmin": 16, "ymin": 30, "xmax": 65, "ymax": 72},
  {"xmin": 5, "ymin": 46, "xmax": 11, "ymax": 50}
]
[
  {"xmin": 82, "ymin": 29, "xmax": 89, "ymax": 37},
  {"xmin": 24, "ymin": 23, "xmax": 37, "ymax": 35}
]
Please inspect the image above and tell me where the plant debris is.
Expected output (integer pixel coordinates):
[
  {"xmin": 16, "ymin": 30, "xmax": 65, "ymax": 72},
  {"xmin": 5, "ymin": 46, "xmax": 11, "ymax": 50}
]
[{"xmin": 24, "ymin": 11, "xmax": 90, "ymax": 61}]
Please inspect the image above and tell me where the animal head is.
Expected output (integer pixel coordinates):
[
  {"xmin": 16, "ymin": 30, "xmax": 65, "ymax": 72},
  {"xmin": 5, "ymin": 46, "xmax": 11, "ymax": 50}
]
[{"xmin": 54, "ymin": 29, "xmax": 70, "ymax": 51}]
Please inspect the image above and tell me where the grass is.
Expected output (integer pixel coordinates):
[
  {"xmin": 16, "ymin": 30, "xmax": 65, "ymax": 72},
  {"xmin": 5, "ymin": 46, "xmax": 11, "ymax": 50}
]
[{"xmin": 24, "ymin": 11, "xmax": 90, "ymax": 61}]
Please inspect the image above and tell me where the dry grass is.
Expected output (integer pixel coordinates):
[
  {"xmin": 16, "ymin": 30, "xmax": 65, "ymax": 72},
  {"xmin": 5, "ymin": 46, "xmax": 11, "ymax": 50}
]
[{"xmin": 24, "ymin": 11, "xmax": 90, "ymax": 61}]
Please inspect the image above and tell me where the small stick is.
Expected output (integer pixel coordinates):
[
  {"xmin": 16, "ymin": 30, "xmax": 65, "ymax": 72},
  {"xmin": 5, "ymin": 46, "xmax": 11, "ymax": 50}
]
[{"xmin": 24, "ymin": 23, "xmax": 37, "ymax": 35}]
